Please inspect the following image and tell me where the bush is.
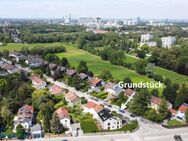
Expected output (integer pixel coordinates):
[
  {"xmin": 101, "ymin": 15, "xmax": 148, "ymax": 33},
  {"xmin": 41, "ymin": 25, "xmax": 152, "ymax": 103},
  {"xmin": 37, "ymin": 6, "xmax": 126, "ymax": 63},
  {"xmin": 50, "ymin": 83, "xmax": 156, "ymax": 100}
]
[{"xmin": 154, "ymin": 74, "xmax": 163, "ymax": 82}]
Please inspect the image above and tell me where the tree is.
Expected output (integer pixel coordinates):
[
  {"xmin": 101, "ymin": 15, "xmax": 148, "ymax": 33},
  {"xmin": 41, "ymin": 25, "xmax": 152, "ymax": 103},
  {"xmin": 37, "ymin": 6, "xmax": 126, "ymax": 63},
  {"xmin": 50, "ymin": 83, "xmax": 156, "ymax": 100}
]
[
  {"xmin": 50, "ymin": 112, "xmax": 64, "ymax": 134},
  {"xmin": 0, "ymin": 79, "xmax": 7, "ymax": 95},
  {"xmin": 135, "ymin": 59, "xmax": 148, "ymax": 74},
  {"xmin": 176, "ymin": 56, "xmax": 188, "ymax": 75},
  {"xmin": 61, "ymin": 57, "xmax": 69, "ymax": 67},
  {"xmin": 77, "ymin": 61, "xmax": 88, "ymax": 73},
  {"xmin": 137, "ymin": 49, "xmax": 146, "ymax": 59},
  {"xmin": 100, "ymin": 70, "xmax": 113, "ymax": 81},
  {"xmin": 129, "ymin": 89, "xmax": 151, "ymax": 116},
  {"xmin": 16, "ymin": 124, "xmax": 26, "ymax": 139},
  {"xmin": 144, "ymin": 109, "xmax": 163, "ymax": 123},
  {"xmin": 163, "ymin": 82, "xmax": 178, "ymax": 106},
  {"xmin": 145, "ymin": 63, "xmax": 154, "ymax": 78},
  {"xmin": 1, "ymin": 105, "xmax": 12, "ymax": 128},
  {"xmin": 174, "ymin": 83, "xmax": 188, "ymax": 109},
  {"xmin": 158, "ymin": 99, "xmax": 169, "ymax": 120},
  {"xmin": 150, "ymin": 89, "xmax": 159, "ymax": 97},
  {"xmin": 123, "ymin": 77, "xmax": 133, "ymax": 89},
  {"xmin": 20, "ymin": 70, "xmax": 27, "ymax": 82}
]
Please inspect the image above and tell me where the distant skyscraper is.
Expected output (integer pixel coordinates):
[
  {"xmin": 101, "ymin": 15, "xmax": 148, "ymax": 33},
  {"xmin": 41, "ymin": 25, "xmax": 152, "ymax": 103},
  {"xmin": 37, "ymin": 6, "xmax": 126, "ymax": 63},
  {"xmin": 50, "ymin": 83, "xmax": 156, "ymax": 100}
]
[
  {"xmin": 137, "ymin": 17, "xmax": 141, "ymax": 23},
  {"xmin": 65, "ymin": 13, "xmax": 71, "ymax": 24}
]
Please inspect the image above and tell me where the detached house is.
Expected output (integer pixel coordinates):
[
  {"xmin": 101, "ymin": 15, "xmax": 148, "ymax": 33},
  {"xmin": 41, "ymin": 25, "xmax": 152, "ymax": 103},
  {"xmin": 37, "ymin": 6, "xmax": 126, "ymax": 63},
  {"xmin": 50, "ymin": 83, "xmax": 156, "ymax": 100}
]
[
  {"xmin": 105, "ymin": 82, "xmax": 123, "ymax": 98},
  {"xmin": 89, "ymin": 77, "xmax": 102, "ymax": 88},
  {"xmin": 14, "ymin": 105, "xmax": 34, "ymax": 130},
  {"xmin": 55, "ymin": 107, "xmax": 71, "ymax": 129},
  {"xmin": 124, "ymin": 89, "xmax": 136, "ymax": 98},
  {"xmin": 83, "ymin": 101, "xmax": 103, "ymax": 119},
  {"xmin": 97, "ymin": 109, "xmax": 122, "ymax": 130},
  {"xmin": 30, "ymin": 75, "xmax": 46, "ymax": 90},
  {"xmin": 25, "ymin": 56, "xmax": 44, "ymax": 68},
  {"xmin": 176, "ymin": 103, "xmax": 188, "ymax": 121},
  {"xmin": 150, "ymin": 96, "xmax": 172, "ymax": 111},
  {"xmin": 48, "ymin": 63, "xmax": 57, "ymax": 75},
  {"xmin": 49, "ymin": 84, "xmax": 63, "ymax": 95},
  {"xmin": 9, "ymin": 52, "xmax": 26, "ymax": 62},
  {"xmin": 66, "ymin": 69, "xmax": 77, "ymax": 77},
  {"xmin": 65, "ymin": 91, "xmax": 80, "ymax": 106},
  {"xmin": 0, "ymin": 63, "xmax": 20, "ymax": 74},
  {"xmin": 79, "ymin": 73, "xmax": 89, "ymax": 80}
]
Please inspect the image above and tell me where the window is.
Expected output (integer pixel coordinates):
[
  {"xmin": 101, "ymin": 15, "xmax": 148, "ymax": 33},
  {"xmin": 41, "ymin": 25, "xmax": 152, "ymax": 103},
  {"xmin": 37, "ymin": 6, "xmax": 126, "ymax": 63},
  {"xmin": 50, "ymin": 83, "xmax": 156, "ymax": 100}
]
[{"xmin": 108, "ymin": 123, "xmax": 110, "ymax": 126}]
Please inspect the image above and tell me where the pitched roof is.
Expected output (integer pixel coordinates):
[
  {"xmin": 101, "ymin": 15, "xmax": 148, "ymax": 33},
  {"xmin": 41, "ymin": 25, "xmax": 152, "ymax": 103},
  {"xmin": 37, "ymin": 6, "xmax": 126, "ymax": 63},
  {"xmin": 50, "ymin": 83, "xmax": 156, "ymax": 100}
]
[
  {"xmin": 48, "ymin": 63, "xmax": 57, "ymax": 70},
  {"xmin": 169, "ymin": 109, "xmax": 177, "ymax": 115},
  {"xmin": 18, "ymin": 105, "xmax": 34, "ymax": 121},
  {"xmin": 85, "ymin": 101, "xmax": 103, "ymax": 112},
  {"xmin": 1, "ymin": 63, "xmax": 16, "ymax": 70},
  {"xmin": 178, "ymin": 103, "xmax": 188, "ymax": 113},
  {"xmin": 66, "ymin": 69, "xmax": 77, "ymax": 76},
  {"xmin": 89, "ymin": 77, "xmax": 102, "ymax": 86},
  {"xmin": 30, "ymin": 75, "xmax": 45, "ymax": 84},
  {"xmin": 50, "ymin": 85, "xmax": 63, "ymax": 95},
  {"xmin": 150, "ymin": 96, "xmax": 162, "ymax": 105},
  {"xmin": 56, "ymin": 107, "xmax": 70, "ymax": 119},
  {"xmin": 65, "ymin": 91, "xmax": 79, "ymax": 102},
  {"xmin": 105, "ymin": 82, "xmax": 114, "ymax": 89},
  {"xmin": 124, "ymin": 89, "xmax": 135, "ymax": 97},
  {"xmin": 79, "ymin": 73, "xmax": 88, "ymax": 80},
  {"xmin": 98, "ymin": 108, "xmax": 112, "ymax": 121}
]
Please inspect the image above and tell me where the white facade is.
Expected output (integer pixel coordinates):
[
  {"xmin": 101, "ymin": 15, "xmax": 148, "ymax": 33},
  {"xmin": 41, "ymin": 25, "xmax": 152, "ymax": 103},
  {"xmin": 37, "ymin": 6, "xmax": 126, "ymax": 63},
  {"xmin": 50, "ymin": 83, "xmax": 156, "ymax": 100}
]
[
  {"xmin": 161, "ymin": 36, "xmax": 176, "ymax": 48},
  {"xmin": 140, "ymin": 41, "xmax": 157, "ymax": 47},
  {"xmin": 83, "ymin": 107, "xmax": 99, "ymax": 119},
  {"xmin": 141, "ymin": 33, "xmax": 154, "ymax": 43},
  {"xmin": 99, "ymin": 117, "xmax": 122, "ymax": 130},
  {"xmin": 60, "ymin": 118, "xmax": 71, "ymax": 129}
]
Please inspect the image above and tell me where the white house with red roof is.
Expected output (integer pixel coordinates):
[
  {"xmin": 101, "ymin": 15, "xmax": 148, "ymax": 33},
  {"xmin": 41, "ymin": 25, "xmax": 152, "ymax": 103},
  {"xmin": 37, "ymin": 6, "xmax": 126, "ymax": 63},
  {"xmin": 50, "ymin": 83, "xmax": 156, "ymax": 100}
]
[
  {"xmin": 49, "ymin": 84, "xmax": 63, "ymax": 95},
  {"xmin": 30, "ymin": 75, "xmax": 46, "ymax": 90},
  {"xmin": 14, "ymin": 105, "xmax": 34, "ymax": 131},
  {"xmin": 176, "ymin": 103, "xmax": 188, "ymax": 121},
  {"xmin": 65, "ymin": 91, "xmax": 80, "ymax": 107},
  {"xmin": 55, "ymin": 107, "xmax": 71, "ymax": 129},
  {"xmin": 83, "ymin": 101, "xmax": 103, "ymax": 119}
]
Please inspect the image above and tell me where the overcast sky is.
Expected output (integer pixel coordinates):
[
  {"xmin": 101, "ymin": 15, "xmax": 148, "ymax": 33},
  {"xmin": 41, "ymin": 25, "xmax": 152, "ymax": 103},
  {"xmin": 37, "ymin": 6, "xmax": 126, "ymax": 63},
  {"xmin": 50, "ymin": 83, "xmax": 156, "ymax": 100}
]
[{"xmin": 0, "ymin": 0, "xmax": 188, "ymax": 19}]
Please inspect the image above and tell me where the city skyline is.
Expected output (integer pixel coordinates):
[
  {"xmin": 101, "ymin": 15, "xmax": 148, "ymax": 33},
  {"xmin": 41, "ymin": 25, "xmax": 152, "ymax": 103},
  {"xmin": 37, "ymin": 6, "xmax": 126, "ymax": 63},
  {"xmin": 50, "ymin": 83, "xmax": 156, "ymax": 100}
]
[{"xmin": 0, "ymin": 0, "xmax": 188, "ymax": 19}]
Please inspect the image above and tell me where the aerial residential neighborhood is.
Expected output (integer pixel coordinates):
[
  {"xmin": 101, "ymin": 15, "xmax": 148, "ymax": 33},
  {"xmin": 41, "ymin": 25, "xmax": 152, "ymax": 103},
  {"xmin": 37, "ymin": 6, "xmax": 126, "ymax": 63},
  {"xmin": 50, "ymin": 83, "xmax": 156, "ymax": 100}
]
[{"xmin": 0, "ymin": 1, "xmax": 188, "ymax": 141}]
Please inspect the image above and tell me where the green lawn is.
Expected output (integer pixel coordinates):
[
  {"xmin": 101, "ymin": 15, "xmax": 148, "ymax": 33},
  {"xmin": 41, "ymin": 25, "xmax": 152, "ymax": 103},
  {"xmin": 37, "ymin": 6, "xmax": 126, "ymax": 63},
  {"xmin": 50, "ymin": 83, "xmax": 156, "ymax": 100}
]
[
  {"xmin": 92, "ymin": 92, "xmax": 108, "ymax": 100},
  {"xmin": 167, "ymin": 119, "xmax": 184, "ymax": 126},
  {"xmin": 80, "ymin": 119, "xmax": 99, "ymax": 133}
]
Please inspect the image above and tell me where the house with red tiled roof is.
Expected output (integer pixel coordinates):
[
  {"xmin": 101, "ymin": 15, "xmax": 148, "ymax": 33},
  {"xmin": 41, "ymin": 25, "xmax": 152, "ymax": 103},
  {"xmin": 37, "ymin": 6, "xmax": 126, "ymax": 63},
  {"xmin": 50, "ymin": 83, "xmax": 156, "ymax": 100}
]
[
  {"xmin": 55, "ymin": 107, "xmax": 71, "ymax": 129},
  {"xmin": 150, "ymin": 96, "xmax": 172, "ymax": 111},
  {"xmin": 65, "ymin": 91, "xmax": 80, "ymax": 106},
  {"xmin": 124, "ymin": 89, "xmax": 136, "ymax": 98},
  {"xmin": 89, "ymin": 77, "xmax": 102, "ymax": 87},
  {"xmin": 49, "ymin": 84, "xmax": 63, "ymax": 95},
  {"xmin": 30, "ymin": 75, "xmax": 46, "ymax": 90},
  {"xmin": 14, "ymin": 105, "xmax": 34, "ymax": 130},
  {"xmin": 176, "ymin": 103, "xmax": 188, "ymax": 121},
  {"xmin": 83, "ymin": 101, "xmax": 103, "ymax": 119}
]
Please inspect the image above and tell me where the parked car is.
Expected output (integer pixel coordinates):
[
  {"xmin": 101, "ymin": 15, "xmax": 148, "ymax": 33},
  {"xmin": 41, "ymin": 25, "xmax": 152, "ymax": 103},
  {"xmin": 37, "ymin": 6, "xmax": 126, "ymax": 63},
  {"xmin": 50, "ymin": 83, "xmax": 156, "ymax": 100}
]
[{"xmin": 174, "ymin": 135, "xmax": 183, "ymax": 141}]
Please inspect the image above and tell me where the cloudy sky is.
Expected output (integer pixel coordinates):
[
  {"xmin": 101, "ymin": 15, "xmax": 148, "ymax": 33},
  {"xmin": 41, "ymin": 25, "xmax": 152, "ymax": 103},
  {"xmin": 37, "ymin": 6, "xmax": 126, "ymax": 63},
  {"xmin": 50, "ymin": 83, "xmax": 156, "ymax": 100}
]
[{"xmin": 0, "ymin": 0, "xmax": 188, "ymax": 19}]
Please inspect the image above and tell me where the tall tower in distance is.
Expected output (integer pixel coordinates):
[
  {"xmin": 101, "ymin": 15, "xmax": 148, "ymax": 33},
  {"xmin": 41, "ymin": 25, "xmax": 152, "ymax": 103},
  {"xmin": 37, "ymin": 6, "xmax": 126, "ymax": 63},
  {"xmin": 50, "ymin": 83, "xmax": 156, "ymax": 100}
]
[{"xmin": 65, "ymin": 13, "xmax": 71, "ymax": 24}]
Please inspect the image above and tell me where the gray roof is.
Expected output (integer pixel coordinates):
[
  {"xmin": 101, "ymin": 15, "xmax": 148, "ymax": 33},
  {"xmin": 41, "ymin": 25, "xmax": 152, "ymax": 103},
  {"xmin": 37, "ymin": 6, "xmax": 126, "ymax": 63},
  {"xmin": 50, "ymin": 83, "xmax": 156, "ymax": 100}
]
[{"xmin": 98, "ymin": 108, "xmax": 112, "ymax": 121}]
